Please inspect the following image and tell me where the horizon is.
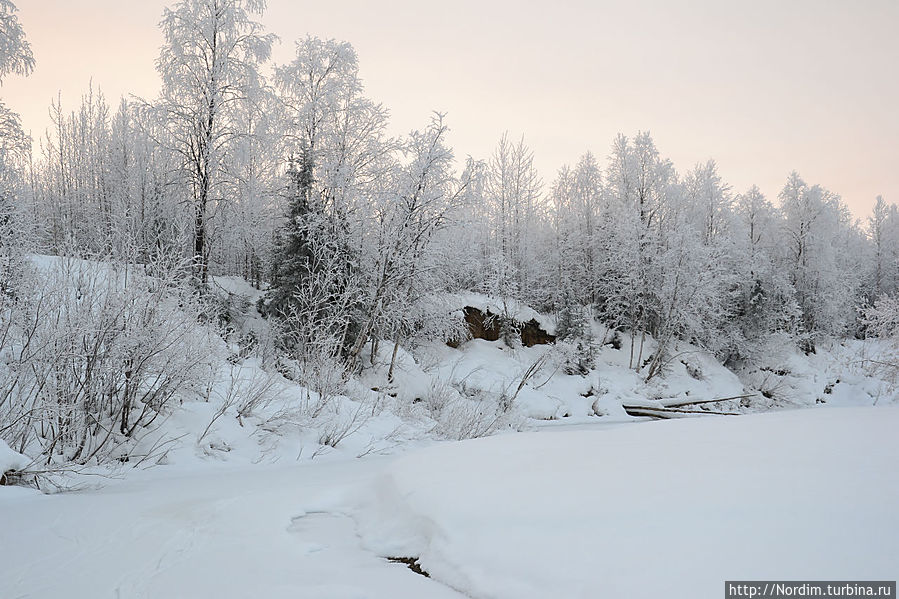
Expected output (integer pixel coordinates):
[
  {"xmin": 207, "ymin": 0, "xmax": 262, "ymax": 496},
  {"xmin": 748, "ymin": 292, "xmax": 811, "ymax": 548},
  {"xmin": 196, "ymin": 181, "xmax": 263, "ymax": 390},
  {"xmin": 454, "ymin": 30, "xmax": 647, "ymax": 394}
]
[{"xmin": 4, "ymin": 0, "xmax": 897, "ymax": 219}]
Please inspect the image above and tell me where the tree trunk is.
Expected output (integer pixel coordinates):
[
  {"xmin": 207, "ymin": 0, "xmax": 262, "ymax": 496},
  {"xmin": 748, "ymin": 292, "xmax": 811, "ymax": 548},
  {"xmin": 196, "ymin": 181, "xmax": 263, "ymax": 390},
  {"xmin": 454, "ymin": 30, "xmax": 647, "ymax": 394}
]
[
  {"xmin": 387, "ymin": 340, "xmax": 400, "ymax": 383},
  {"xmin": 194, "ymin": 191, "xmax": 208, "ymax": 285}
]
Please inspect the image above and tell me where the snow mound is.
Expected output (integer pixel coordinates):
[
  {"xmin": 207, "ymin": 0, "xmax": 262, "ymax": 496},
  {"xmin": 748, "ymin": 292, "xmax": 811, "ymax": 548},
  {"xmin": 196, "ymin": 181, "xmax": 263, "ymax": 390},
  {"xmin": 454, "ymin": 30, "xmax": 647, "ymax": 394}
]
[
  {"xmin": 351, "ymin": 407, "xmax": 899, "ymax": 599},
  {"xmin": 737, "ymin": 338, "xmax": 899, "ymax": 408},
  {"xmin": 0, "ymin": 440, "xmax": 29, "ymax": 475}
]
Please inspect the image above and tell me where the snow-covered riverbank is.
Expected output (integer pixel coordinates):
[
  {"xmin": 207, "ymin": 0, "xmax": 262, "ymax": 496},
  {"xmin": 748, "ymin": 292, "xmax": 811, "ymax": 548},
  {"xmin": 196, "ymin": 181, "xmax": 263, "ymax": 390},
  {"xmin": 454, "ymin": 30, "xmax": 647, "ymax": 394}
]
[{"xmin": 3, "ymin": 406, "xmax": 896, "ymax": 599}]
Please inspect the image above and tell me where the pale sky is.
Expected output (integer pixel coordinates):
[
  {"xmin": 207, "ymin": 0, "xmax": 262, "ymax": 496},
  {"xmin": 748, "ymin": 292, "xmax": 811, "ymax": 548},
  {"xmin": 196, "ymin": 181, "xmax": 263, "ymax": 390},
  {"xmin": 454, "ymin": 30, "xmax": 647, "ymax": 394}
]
[{"xmin": 4, "ymin": 0, "xmax": 897, "ymax": 218}]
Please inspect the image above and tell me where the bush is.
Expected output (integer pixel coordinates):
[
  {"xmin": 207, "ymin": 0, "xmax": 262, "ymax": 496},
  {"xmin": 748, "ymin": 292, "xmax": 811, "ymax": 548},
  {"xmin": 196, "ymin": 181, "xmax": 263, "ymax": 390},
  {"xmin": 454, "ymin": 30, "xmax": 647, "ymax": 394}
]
[{"xmin": 0, "ymin": 256, "xmax": 219, "ymax": 467}]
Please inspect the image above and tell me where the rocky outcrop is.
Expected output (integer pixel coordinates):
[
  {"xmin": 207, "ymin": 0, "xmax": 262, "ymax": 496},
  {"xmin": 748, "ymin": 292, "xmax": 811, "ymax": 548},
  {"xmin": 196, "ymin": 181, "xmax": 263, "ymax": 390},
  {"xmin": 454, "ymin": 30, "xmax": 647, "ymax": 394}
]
[
  {"xmin": 519, "ymin": 317, "xmax": 556, "ymax": 347},
  {"xmin": 449, "ymin": 306, "xmax": 555, "ymax": 348}
]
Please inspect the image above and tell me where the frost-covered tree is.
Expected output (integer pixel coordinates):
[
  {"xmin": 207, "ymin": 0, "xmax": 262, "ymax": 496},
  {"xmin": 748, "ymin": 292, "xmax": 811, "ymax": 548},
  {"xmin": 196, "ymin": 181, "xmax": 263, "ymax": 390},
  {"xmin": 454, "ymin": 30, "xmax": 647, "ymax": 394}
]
[
  {"xmin": 556, "ymin": 285, "xmax": 591, "ymax": 342},
  {"xmin": 267, "ymin": 36, "xmax": 393, "ymax": 365},
  {"xmin": 641, "ymin": 197, "xmax": 733, "ymax": 380},
  {"xmin": 596, "ymin": 132, "xmax": 675, "ymax": 372},
  {"xmin": 150, "ymin": 0, "xmax": 275, "ymax": 283},
  {"xmin": 547, "ymin": 153, "xmax": 601, "ymax": 309},
  {"xmin": 274, "ymin": 36, "xmax": 393, "ymax": 220},
  {"xmin": 36, "ymin": 89, "xmax": 113, "ymax": 254},
  {"xmin": 108, "ymin": 99, "xmax": 190, "ymax": 265},
  {"xmin": 684, "ymin": 159, "xmax": 733, "ymax": 246},
  {"xmin": 483, "ymin": 133, "xmax": 543, "ymax": 304},
  {"xmin": 211, "ymin": 85, "xmax": 282, "ymax": 284},
  {"xmin": 267, "ymin": 158, "xmax": 363, "ymax": 363},
  {"xmin": 778, "ymin": 172, "xmax": 864, "ymax": 348},
  {"xmin": 0, "ymin": 0, "xmax": 33, "ymax": 85},
  {"xmin": 0, "ymin": 0, "xmax": 33, "ymax": 295},
  {"xmin": 0, "ymin": 101, "xmax": 30, "ymax": 296},
  {"xmin": 354, "ymin": 114, "xmax": 470, "ymax": 376},
  {"xmin": 722, "ymin": 185, "xmax": 800, "ymax": 363},
  {"xmin": 0, "ymin": 256, "xmax": 219, "ymax": 465},
  {"xmin": 31, "ymin": 90, "xmax": 187, "ymax": 265},
  {"xmin": 865, "ymin": 195, "xmax": 899, "ymax": 303},
  {"xmin": 431, "ymin": 156, "xmax": 488, "ymax": 291},
  {"xmin": 592, "ymin": 134, "xmax": 738, "ymax": 379},
  {"xmin": 555, "ymin": 285, "xmax": 597, "ymax": 376}
]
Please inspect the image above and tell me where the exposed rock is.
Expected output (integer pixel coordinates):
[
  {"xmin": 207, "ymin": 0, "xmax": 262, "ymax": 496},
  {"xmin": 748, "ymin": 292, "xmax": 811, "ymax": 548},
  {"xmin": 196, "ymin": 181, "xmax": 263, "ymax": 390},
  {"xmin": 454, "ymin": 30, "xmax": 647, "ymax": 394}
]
[
  {"xmin": 520, "ymin": 317, "xmax": 556, "ymax": 347},
  {"xmin": 463, "ymin": 306, "xmax": 501, "ymax": 342},
  {"xmin": 449, "ymin": 306, "xmax": 555, "ymax": 348}
]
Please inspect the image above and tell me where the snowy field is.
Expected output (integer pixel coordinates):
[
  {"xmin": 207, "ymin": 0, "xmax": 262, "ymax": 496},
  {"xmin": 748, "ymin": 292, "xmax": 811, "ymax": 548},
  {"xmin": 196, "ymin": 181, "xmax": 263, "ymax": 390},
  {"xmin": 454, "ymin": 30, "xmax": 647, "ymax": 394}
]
[
  {"xmin": 2, "ymin": 406, "xmax": 896, "ymax": 599},
  {"xmin": 3, "ymin": 2, "xmax": 899, "ymax": 597}
]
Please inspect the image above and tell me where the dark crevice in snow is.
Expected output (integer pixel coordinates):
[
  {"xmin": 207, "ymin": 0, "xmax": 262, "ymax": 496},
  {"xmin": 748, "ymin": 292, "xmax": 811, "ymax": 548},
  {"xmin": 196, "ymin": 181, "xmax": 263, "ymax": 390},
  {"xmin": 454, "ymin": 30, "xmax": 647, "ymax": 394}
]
[{"xmin": 386, "ymin": 556, "xmax": 430, "ymax": 578}]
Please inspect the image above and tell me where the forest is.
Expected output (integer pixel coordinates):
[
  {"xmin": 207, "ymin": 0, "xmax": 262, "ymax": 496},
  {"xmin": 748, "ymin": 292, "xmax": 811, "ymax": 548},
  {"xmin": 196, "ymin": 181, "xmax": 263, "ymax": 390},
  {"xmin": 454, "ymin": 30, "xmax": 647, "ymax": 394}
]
[
  {"xmin": 2, "ymin": 2, "xmax": 898, "ymax": 598},
  {"xmin": 1, "ymin": 0, "xmax": 898, "ymax": 472}
]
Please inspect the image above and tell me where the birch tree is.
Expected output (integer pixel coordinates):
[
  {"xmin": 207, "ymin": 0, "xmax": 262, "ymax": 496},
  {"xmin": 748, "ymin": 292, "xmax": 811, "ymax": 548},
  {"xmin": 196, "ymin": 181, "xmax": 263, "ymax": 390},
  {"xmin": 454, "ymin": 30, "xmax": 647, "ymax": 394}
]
[
  {"xmin": 354, "ymin": 114, "xmax": 470, "ymax": 376},
  {"xmin": 865, "ymin": 196, "xmax": 899, "ymax": 303},
  {"xmin": 0, "ymin": 0, "xmax": 33, "ymax": 294},
  {"xmin": 0, "ymin": 0, "xmax": 33, "ymax": 84},
  {"xmin": 597, "ymin": 132, "xmax": 675, "ymax": 371},
  {"xmin": 724, "ymin": 185, "xmax": 800, "ymax": 363},
  {"xmin": 151, "ymin": 0, "xmax": 275, "ymax": 283},
  {"xmin": 547, "ymin": 152, "xmax": 601, "ymax": 309},
  {"xmin": 779, "ymin": 172, "xmax": 864, "ymax": 347},
  {"xmin": 274, "ymin": 36, "xmax": 393, "ymax": 220},
  {"xmin": 483, "ymin": 133, "xmax": 543, "ymax": 306},
  {"xmin": 684, "ymin": 159, "xmax": 733, "ymax": 246}
]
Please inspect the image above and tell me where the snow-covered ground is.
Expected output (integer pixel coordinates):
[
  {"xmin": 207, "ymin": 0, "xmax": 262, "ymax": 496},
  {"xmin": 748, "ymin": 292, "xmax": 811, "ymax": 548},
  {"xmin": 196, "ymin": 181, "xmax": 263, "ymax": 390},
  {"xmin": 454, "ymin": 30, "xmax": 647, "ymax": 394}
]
[
  {"xmin": 2, "ymin": 406, "xmax": 896, "ymax": 598},
  {"xmin": 352, "ymin": 406, "xmax": 899, "ymax": 598},
  {"xmin": 0, "ymin": 455, "xmax": 466, "ymax": 599},
  {"xmin": 3, "ymin": 261, "xmax": 898, "ymax": 597}
]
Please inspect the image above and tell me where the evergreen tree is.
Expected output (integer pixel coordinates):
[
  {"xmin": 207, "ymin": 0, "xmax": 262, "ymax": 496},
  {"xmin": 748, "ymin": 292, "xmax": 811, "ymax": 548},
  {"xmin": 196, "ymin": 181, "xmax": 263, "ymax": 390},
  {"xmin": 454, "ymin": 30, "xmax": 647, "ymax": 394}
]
[
  {"xmin": 556, "ymin": 286, "xmax": 589, "ymax": 342},
  {"xmin": 555, "ymin": 286, "xmax": 596, "ymax": 375},
  {"xmin": 266, "ymin": 158, "xmax": 362, "ymax": 361}
]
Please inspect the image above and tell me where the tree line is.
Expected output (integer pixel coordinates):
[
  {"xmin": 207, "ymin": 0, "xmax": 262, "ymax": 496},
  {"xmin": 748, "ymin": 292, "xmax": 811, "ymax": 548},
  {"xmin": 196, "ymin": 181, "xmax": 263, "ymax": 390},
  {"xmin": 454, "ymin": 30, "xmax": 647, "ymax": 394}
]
[{"xmin": 1, "ymin": 0, "xmax": 898, "ymax": 466}]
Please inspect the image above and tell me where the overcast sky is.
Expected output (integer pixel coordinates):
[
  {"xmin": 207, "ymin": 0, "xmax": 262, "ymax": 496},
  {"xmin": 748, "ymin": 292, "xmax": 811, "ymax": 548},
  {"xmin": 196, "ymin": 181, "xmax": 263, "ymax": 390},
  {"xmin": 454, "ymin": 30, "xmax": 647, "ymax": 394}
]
[{"xmin": 4, "ymin": 0, "xmax": 897, "ymax": 218}]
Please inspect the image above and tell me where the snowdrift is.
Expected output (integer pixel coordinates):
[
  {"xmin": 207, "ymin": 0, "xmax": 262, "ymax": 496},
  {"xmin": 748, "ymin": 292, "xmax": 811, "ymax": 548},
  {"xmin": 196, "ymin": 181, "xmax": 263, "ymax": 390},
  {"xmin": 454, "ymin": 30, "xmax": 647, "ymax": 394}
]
[{"xmin": 351, "ymin": 407, "xmax": 899, "ymax": 599}]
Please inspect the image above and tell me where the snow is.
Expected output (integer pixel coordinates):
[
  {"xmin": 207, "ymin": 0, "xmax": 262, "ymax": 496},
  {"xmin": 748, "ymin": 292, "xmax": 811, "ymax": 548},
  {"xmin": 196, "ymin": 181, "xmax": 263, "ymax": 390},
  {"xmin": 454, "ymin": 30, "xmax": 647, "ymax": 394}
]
[
  {"xmin": 737, "ymin": 338, "xmax": 899, "ymax": 408},
  {"xmin": 9, "ymin": 258, "xmax": 892, "ymax": 470},
  {"xmin": 209, "ymin": 274, "xmax": 265, "ymax": 302},
  {"xmin": 0, "ymin": 439, "xmax": 29, "ymax": 475},
  {"xmin": 157, "ymin": 359, "xmax": 432, "ymax": 468},
  {"xmin": 2, "ymin": 408, "xmax": 896, "ymax": 598},
  {"xmin": 5, "ymin": 10, "xmax": 898, "ymax": 595},
  {"xmin": 3, "ymin": 262, "xmax": 899, "ymax": 597},
  {"xmin": 0, "ymin": 458, "xmax": 466, "ymax": 599},
  {"xmin": 410, "ymin": 329, "xmax": 749, "ymax": 424},
  {"xmin": 351, "ymin": 407, "xmax": 899, "ymax": 599}
]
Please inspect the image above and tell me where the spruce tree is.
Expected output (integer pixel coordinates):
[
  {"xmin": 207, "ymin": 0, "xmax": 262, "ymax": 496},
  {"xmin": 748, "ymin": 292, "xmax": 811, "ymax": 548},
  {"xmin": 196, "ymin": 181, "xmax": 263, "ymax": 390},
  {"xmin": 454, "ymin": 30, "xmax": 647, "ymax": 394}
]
[
  {"xmin": 266, "ymin": 156, "xmax": 362, "ymax": 360},
  {"xmin": 556, "ymin": 286, "xmax": 589, "ymax": 341},
  {"xmin": 556, "ymin": 285, "xmax": 596, "ymax": 375}
]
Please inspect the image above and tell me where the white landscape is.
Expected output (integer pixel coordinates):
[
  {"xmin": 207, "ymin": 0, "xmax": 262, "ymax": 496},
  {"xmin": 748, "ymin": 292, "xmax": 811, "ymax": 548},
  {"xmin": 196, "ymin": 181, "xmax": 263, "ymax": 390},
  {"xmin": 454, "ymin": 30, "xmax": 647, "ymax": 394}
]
[
  {"xmin": 2, "ymin": 407, "xmax": 897, "ymax": 599},
  {"xmin": 1, "ymin": 1, "xmax": 898, "ymax": 598}
]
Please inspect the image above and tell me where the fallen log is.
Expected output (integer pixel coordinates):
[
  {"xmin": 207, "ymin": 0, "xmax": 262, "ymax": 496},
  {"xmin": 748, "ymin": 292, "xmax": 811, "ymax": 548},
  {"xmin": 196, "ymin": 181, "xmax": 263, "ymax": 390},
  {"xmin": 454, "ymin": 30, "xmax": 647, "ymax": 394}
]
[
  {"xmin": 622, "ymin": 407, "xmax": 680, "ymax": 420},
  {"xmin": 660, "ymin": 393, "xmax": 756, "ymax": 409},
  {"xmin": 623, "ymin": 405, "xmax": 741, "ymax": 419}
]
